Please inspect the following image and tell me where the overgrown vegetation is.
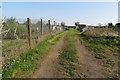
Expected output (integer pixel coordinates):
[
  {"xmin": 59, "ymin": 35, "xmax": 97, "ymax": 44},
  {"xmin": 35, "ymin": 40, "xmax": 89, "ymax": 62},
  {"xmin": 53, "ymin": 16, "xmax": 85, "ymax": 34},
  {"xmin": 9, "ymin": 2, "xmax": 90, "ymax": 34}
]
[
  {"xmin": 2, "ymin": 39, "xmax": 27, "ymax": 57},
  {"xmin": 2, "ymin": 17, "xmax": 50, "ymax": 39},
  {"xmin": 59, "ymin": 29, "xmax": 78, "ymax": 77},
  {"xmin": 80, "ymin": 33, "xmax": 120, "ymax": 66},
  {"xmin": 2, "ymin": 17, "xmax": 27, "ymax": 39},
  {"xmin": 3, "ymin": 39, "xmax": 26, "ymax": 49},
  {"xmin": 2, "ymin": 31, "xmax": 66, "ymax": 78},
  {"xmin": 95, "ymin": 53, "xmax": 107, "ymax": 59}
]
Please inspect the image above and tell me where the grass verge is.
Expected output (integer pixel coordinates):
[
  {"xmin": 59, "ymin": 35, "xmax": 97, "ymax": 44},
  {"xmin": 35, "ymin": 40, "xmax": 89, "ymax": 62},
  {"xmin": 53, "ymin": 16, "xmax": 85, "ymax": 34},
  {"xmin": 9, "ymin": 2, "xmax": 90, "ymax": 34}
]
[{"xmin": 2, "ymin": 31, "xmax": 66, "ymax": 78}]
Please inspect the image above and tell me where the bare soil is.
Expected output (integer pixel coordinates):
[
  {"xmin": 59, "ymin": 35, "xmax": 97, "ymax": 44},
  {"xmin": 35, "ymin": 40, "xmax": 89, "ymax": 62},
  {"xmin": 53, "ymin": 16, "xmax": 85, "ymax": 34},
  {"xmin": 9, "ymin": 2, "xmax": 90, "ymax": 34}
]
[{"xmin": 32, "ymin": 35, "xmax": 65, "ymax": 78}]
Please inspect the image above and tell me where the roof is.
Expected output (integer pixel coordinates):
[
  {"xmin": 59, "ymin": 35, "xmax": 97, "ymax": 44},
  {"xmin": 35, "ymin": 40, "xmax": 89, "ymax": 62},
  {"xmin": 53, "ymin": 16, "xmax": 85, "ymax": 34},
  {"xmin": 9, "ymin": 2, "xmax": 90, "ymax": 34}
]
[{"xmin": 115, "ymin": 23, "xmax": 120, "ymax": 25}]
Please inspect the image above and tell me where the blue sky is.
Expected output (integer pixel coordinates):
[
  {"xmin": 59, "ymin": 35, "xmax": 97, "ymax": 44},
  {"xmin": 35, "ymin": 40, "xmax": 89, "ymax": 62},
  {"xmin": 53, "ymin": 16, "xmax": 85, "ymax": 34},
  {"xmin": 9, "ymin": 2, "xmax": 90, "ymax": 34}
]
[
  {"xmin": 118, "ymin": 1, "xmax": 120, "ymax": 23},
  {"xmin": 2, "ymin": 2, "xmax": 118, "ymax": 26}
]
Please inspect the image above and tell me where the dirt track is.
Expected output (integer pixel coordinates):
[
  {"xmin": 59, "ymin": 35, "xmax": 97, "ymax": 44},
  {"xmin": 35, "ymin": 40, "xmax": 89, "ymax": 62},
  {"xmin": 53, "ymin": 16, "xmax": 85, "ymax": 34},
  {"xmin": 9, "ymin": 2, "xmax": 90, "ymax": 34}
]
[
  {"xmin": 32, "ymin": 34, "xmax": 65, "ymax": 78},
  {"xmin": 31, "ymin": 32, "xmax": 118, "ymax": 78},
  {"xmin": 75, "ymin": 35, "xmax": 114, "ymax": 78}
]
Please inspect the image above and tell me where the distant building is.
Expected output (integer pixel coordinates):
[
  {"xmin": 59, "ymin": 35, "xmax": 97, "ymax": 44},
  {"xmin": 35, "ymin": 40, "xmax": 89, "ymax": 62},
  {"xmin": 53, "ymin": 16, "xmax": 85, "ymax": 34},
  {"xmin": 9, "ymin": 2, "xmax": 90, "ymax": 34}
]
[
  {"xmin": 115, "ymin": 23, "xmax": 120, "ymax": 30},
  {"xmin": 67, "ymin": 26, "xmax": 76, "ymax": 29},
  {"xmin": 52, "ymin": 26, "xmax": 57, "ymax": 30},
  {"xmin": 115, "ymin": 23, "xmax": 120, "ymax": 35},
  {"xmin": 78, "ymin": 24, "xmax": 86, "ymax": 32},
  {"xmin": 52, "ymin": 25, "xmax": 63, "ymax": 31},
  {"xmin": 80, "ymin": 24, "xmax": 86, "ymax": 27}
]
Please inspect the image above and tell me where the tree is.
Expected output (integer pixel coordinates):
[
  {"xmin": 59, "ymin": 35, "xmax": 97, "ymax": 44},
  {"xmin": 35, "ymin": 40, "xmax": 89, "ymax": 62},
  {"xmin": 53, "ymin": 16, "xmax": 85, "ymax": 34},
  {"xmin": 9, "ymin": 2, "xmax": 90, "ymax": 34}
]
[
  {"xmin": 4, "ymin": 17, "xmax": 17, "ymax": 39},
  {"xmin": 61, "ymin": 22, "xmax": 65, "ymax": 27},
  {"xmin": 75, "ymin": 22, "xmax": 80, "ymax": 26},
  {"xmin": 3, "ymin": 17, "xmax": 28, "ymax": 39},
  {"xmin": 108, "ymin": 23, "xmax": 114, "ymax": 28}
]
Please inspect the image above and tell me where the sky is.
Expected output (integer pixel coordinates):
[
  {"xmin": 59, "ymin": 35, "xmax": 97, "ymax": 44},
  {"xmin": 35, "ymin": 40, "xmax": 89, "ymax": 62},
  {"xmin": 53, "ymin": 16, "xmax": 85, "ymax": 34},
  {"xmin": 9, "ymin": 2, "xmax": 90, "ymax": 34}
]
[
  {"xmin": 2, "ymin": 2, "xmax": 118, "ymax": 26},
  {"xmin": 118, "ymin": 1, "xmax": 120, "ymax": 23},
  {"xmin": 1, "ymin": 0, "xmax": 119, "ymax": 2}
]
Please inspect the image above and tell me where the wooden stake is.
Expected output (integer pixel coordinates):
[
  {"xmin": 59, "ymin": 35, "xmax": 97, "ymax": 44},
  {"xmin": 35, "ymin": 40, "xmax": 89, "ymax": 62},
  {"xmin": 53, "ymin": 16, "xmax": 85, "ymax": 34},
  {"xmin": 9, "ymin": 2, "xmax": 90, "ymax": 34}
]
[
  {"xmin": 48, "ymin": 20, "xmax": 51, "ymax": 34},
  {"xmin": 27, "ymin": 17, "xmax": 31, "ymax": 49},
  {"xmin": 54, "ymin": 21, "xmax": 55, "ymax": 26},
  {"xmin": 41, "ymin": 19, "xmax": 43, "ymax": 35}
]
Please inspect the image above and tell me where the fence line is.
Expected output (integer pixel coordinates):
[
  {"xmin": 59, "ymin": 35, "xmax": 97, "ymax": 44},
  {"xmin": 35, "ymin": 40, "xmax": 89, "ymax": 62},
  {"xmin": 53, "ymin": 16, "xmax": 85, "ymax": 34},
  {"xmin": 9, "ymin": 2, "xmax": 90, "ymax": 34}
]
[{"xmin": 2, "ymin": 17, "xmax": 64, "ymax": 63}]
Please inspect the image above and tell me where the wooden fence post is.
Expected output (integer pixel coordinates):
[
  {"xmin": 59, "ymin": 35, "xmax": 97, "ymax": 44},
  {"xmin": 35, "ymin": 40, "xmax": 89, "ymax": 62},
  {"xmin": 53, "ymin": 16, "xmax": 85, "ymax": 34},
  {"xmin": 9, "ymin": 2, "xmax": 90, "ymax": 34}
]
[
  {"xmin": 41, "ymin": 19, "xmax": 43, "ymax": 35},
  {"xmin": 27, "ymin": 17, "xmax": 31, "ymax": 49},
  {"xmin": 48, "ymin": 20, "xmax": 51, "ymax": 34}
]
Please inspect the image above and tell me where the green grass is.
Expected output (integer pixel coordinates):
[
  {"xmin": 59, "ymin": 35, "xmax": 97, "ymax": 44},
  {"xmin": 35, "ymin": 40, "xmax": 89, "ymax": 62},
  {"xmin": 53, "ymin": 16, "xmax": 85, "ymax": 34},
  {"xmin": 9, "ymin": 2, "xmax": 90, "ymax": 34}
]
[
  {"xmin": 59, "ymin": 29, "xmax": 78, "ymax": 77},
  {"xmin": 95, "ymin": 53, "xmax": 107, "ymax": 59},
  {"xmin": 111, "ymin": 53, "xmax": 119, "ymax": 56},
  {"xmin": 80, "ymin": 33, "xmax": 120, "ymax": 55},
  {"xmin": 2, "ymin": 31, "xmax": 66, "ymax": 78},
  {"xmin": 105, "ymin": 59, "xmax": 115, "ymax": 67},
  {"xmin": 49, "ymin": 31, "xmax": 67, "ymax": 43},
  {"xmin": 79, "ymin": 33, "xmax": 119, "ymax": 67}
]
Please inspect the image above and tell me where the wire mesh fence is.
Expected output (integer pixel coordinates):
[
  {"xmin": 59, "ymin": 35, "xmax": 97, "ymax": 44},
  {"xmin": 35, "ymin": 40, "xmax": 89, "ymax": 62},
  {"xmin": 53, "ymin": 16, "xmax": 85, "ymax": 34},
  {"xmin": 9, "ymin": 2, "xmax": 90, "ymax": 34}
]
[{"xmin": 2, "ymin": 17, "xmax": 64, "ymax": 64}]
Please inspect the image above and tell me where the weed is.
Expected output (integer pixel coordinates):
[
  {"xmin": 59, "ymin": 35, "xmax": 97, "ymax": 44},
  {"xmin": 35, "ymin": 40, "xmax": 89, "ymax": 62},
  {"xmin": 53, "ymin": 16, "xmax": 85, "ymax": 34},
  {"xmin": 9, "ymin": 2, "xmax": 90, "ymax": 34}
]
[
  {"xmin": 106, "ymin": 59, "xmax": 115, "ymax": 66},
  {"xmin": 79, "ymin": 33, "xmax": 119, "ymax": 58},
  {"xmin": 111, "ymin": 53, "xmax": 119, "ymax": 56},
  {"xmin": 95, "ymin": 53, "xmax": 107, "ymax": 59}
]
